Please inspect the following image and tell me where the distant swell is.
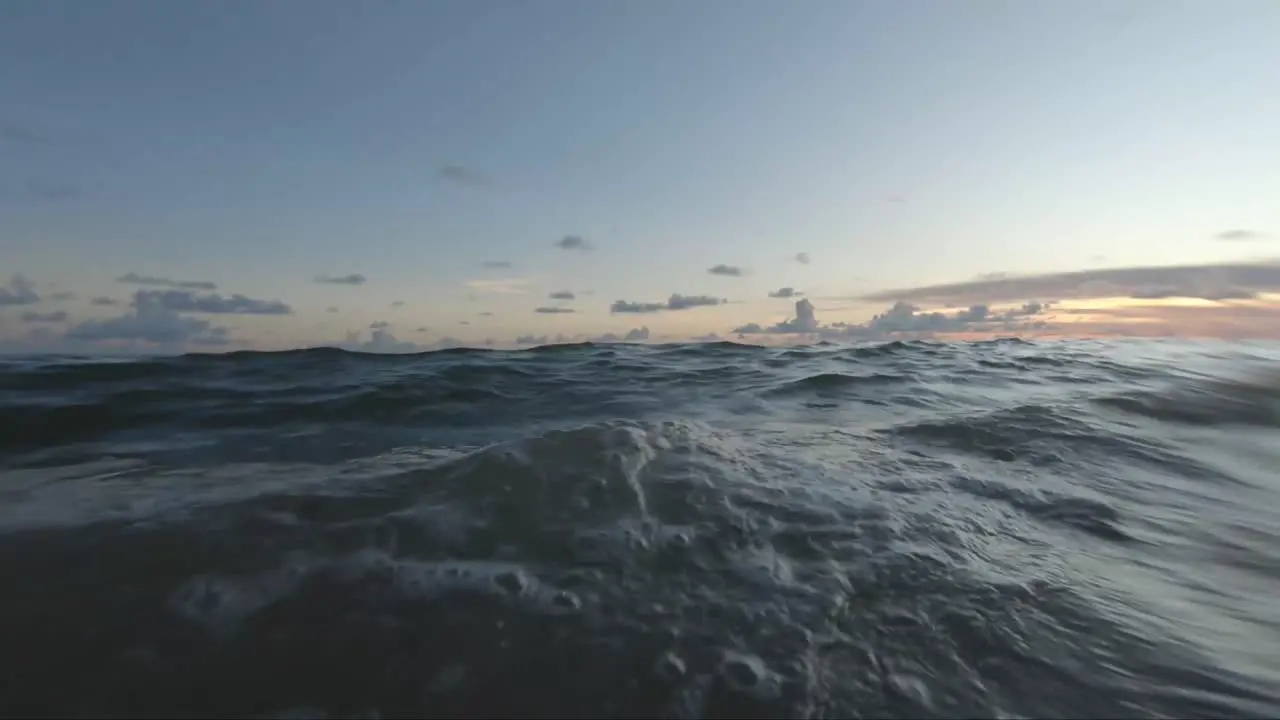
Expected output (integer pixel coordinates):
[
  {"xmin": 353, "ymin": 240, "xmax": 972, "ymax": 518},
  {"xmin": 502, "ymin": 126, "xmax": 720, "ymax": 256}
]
[{"xmin": 765, "ymin": 371, "xmax": 914, "ymax": 396}]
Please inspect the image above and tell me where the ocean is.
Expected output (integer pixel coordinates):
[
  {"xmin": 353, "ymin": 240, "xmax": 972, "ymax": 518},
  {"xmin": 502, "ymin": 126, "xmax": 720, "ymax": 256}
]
[{"xmin": 1, "ymin": 338, "xmax": 1278, "ymax": 719}]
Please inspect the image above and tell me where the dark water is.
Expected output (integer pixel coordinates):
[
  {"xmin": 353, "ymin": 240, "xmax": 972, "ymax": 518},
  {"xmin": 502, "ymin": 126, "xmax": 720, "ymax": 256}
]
[{"xmin": 1, "ymin": 339, "xmax": 1278, "ymax": 719}]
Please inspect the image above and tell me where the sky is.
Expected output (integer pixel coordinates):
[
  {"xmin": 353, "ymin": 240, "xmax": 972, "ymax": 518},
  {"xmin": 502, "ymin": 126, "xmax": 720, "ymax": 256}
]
[{"xmin": 2, "ymin": 0, "xmax": 1279, "ymax": 353}]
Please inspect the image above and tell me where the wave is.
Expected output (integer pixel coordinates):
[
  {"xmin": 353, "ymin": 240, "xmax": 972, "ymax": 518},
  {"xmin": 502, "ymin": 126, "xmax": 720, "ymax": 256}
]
[
  {"xmin": 4, "ymin": 418, "xmax": 1276, "ymax": 716},
  {"xmin": 764, "ymin": 372, "xmax": 916, "ymax": 397},
  {"xmin": 1096, "ymin": 370, "xmax": 1280, "ymax": 428},
  {"xmin": 1, "ymin": 340, "xmax": 1279, "ymax": 717}
]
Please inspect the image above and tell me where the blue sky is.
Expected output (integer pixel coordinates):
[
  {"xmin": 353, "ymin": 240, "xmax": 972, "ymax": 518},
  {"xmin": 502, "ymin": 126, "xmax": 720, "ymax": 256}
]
[{"xmin": 3, "ymin": 0, "xmax": 1279, "ymax": 352}]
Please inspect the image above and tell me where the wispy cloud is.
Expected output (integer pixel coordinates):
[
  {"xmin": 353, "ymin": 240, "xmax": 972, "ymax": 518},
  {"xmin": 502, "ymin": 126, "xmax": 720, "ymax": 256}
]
[
  {"xmin": 611, "ymin": 293, "xmax": 726, "ymax": 313},
  {"xmin": 438, "ymin": 164, "xmax": 486, "ymax": 186},
  {"xmin": 0, "ymin": 275, "xmax": 40, "ymax": 306},
  {"xmin": 769, "ymin": 287, "xmax": 802, "ymax": 298},
  {"xmin": 1214, "ymin": 229, "xmax": 1265, "ymax": 241},
  {"xmin": 315, "ymin": 273, "xmax": 367, "ymax": 285},
  {"xmin": 668, "ymin": 294, "xmax": 727, "ymax": 310},
  {"xmin": 25, "ymin": 177, "xmax": 82, "ymax": 201},
  {"xmin": 795, "ymin": 252, "xmax": 810, "ymax": 265},
  {"xmin": 548, "ymin": 290, "xmax": 575, "ymax": 300},
  {"xmin": 708, "ymin": 264, "xmax": 744, "ymax": 277},
  {"xmin": 1046, "ymin": 302, "xmax": 1280, "ymax": 340},
  {"xmin": 482, "ymin": 260, "xmax": 513, "ymax": 269},
  {"xmin": 974, "ymin": 271, "xmax": 1011, "ymax": 281},
  {"xmin": 392, "ymin": 300, "xmax": 405, "ymax": 308},
  {"xmin": 21, "ymin": 310, "xmax": 68, "ymax": 324},
  {"xmin": 556, "ymin": 234, "xmax": 593, "ymax": 252},
  {"xmin": 132, "ymin": 289, "xmax": 292, "ymax": 315},
  {"xmin": 466, "ymin": 277, "xmax": 529, "ymax": 295},
  {"xmin": 852, "ymin": 262, "xmax": 1280, "ymax": 306},
  {"xmin": 0, "ymin": 119, "xmax": 45, "ymax": 144},
  {"xmin": 118, "ymin": 272, "xmax": 217, "ymax": 291},
  {"xmin": 535, "ymin": 306, "xmax": 575, "ymax": 314},
  {"xmin": 91, "ymin": 296, "xmax": 117, "ymax": 306}
]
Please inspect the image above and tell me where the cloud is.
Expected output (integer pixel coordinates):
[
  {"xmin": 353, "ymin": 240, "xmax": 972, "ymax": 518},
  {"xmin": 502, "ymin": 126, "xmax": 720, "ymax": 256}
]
[
  {"xmin": 25, "ymin": 177, "xmax": 82, "ymax": 201},
  {"xmin": 795, "ymin": 253, "xmax": 810, "ymax": 265},
  {"xmin": 853, "ymin": 262, "xmax": 1280, "ymax": 306},
  {"xmin": 826, "ymin": 302, "xmax": 985, "ymax": 337},
  {"xmin": 132, "ymin": 289, "xmax": 292, "ymax": 315},
  {"xmin": 667, "ymin": 293, "xmax": 726, "ymax": 310},
  {"xmin": 66, "ymin": 297, "xmax": 232, "ymax": 348},
  {"xmin": 734, "ymin": 297, "xmax": 1050, "ymax": 340},
  {"xmin": 708, "ymin": 264, "xmax": 744, "ymax": 277},
  {"xmin": 1214, "ymin": 229, "xmax": 1265, "ymax": 241},
  {"xmin": 1129, "ymin": 287, "xmax": 1255, "ymax": 301},
  {"xmin": 48, "ymin": 291, "xmax": 76, "ymax": 301},
  {"xmin": 482, "ymin": 261, "xmax": 513, "ymax": 269},
  {"xmin": 315, "ymin": 273, "xmax": 367, "ymax": 285},
  {"xmin": 591, "ymin": 326, "xmax": 651, "ymax": 343},
  {"xmin": 466, "ymin": 278, "xmax": 529, "ymax": 295},
  {"xmin": 1046, "ymin": 303, "xmax": 1280, "ymax": 340},
  {"xmin": 117, "ymin": 272, "xmax": 218, "ymax": 291},
  {"xmin": 478, "ymin": 311, "xmax": 493, "ymax": 316},
  {"xmin": 548, "ymin": 290, "xmax": 576, "ymax": 300},
  {"xmin": 370, "ymin": 321, "xmax": 391, "ymax": 330},
  {"xmin": 326, "ymin": 306, "xmax": 339, "ymax": 313},
  {"xmin": 515, "ymin": 332, "xmax": 599, "ymax": 346},
  {"xmin": 733, "ymin": 298, "xmax": 819, "ymax": 334},
  {"xmin": 535, "ymin": 306, "xmax": 575, "ymax": 314},
  {"xmin": 610, "ymin": 300, "xmax": 665, "ymax": 314},
  {"xmin": 341, "ymin": 327, "xmax": 424, "ymax": 353},
  {"xmin": 556, "ymin": 235, "xmax": 593, "ymax": 252},
  {"xmin": 438, "ymin": 165, "xmax": 486, "ymax": 186},
  {"xmin": 337, "ymin": 326, "xmax": 472, "ymax": 354},
  {"xmin": 21, "ymin": 310, "xmax": 68, "ymax": 324},
  {"xmin": 91, "ymin": 296, "xmax": 117, "ymax": 306},
  {"xmin": 790, "ymin": 298, "xmax": 819, "ymax": 332},
  {"xmin": 769, "ymin": 287, "xmax": 802, "ymax": 299},
  {"xmin": 392, "ymin": 300, "xmax": 405, "ymax": 308},
  {"xmin": 611, "ymin": 293, "xmax": 726, "ymax": 314},
  {"xmin": 0, "ymin": 119, "xmax": 45, "ymax": 144},
  {"xmin": 0, "ymin": 275, "xmax": 39, "ymax": 306}
]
